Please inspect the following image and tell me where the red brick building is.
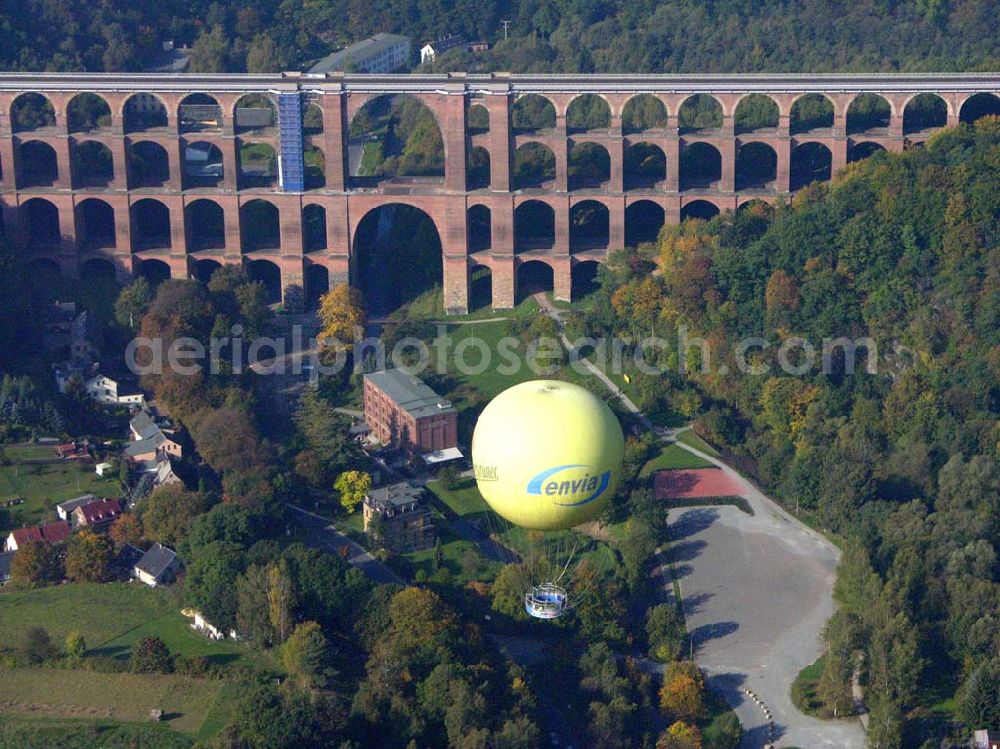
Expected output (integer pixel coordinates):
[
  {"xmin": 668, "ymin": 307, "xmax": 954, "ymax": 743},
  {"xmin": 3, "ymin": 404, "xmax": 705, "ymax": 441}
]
[{"xmin": 363, "ymin": 369, "xmax": 457, "ymax": 456}]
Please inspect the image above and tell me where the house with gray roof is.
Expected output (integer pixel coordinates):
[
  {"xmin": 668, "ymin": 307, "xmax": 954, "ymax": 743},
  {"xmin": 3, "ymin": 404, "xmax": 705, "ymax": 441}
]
[{"xmin": 134, "ymin": 543, "xmax": 179, "ymax": 587}]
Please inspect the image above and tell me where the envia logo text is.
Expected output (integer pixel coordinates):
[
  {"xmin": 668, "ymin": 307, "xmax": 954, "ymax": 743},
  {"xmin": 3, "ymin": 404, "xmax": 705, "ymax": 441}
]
[{"xmin": 526, "ymin": 464, "xmax": 612, "ymax": 507}]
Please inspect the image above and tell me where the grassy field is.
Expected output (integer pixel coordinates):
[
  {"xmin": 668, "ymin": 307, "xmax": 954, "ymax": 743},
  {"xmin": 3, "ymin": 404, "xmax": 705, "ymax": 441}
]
[
  {"xmin": 639, "ymin": 443, "xmax": 714, "ymax": 478},
  {"xmin": 0, "ymin": 717, "xmax": 194, "ymax": 749},
  {"xmin": 790, "ymin": 654, "xmax": 826, "ymax": 716},
  {"xmin": 675, "ymin": 428, "xmax": 721, "ymax": 457},
  {"xmin": 427, "ymin": 477, "xmax": 487, "ymax": 520},
  {"xmin": 0, "ymin": 456, "xmax": 118, "ymax": 532}
]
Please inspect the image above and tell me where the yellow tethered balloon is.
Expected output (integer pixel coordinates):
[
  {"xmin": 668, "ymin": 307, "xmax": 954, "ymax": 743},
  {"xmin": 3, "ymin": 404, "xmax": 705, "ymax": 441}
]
[{"xmin": 471, "ymin": 380, "xmax": 625, "ymax": 618}]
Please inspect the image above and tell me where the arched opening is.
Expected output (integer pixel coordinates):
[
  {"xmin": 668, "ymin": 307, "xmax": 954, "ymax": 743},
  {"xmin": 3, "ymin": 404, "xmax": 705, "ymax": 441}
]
[
  {"xmin": 566, "ymin": 94, "xmax": 611, "ymax": 132},
  {"xmin": 179, "ymin": 94, "xmax": 222, "ymax": 133},
  {"xmin": 514, "ymin": 200, "xmax": 555, "ymax": 252},
  {"xmin": 680, "ymin": 142, "xmax": 722, "ymax": 190},
  {"xmin": 238, "ymin": 142, "xmax": 277, "ymax": 189},
  {"xmin": 903, "ymin": 94, "xmax": 947, "ymax": 134},
  {"xmin": 241, "ymin": 200, "xmax": 280, "ymax": 251},
  {"xmin": 791, "ymin": 142, "xmax": 832, "ymax": 190},
  {"xmin": 136, "ymin": 258, "xmax": 171, "ymax": 286},
  {"xmin": 348, "ymin": 94, "xmax": 444, "ymax": 180},
  {"xmin": 352, "ymin": 204, "xmax": 443, "ymax": 316},
  {"xmin": 192, "ymin": 258, "xmax": 222, "ymax": 285},
  {"xmin": 74, "ymin": 141, "xmax": 114, "ymax": 187},
  {"xmin": 17, "ymin": 141, "xmax": 58, "ymax": 187},
  {"xmin": 681, "ymin": 200, "xmax": 720, "ymax": 222},
  {"xmin": 625, "ymin": 200, "xmax": 665, "ymax": 247},
  {"xmin": 570, "ymin": 200, "xmax": 609, "ymax": 252},
  {"xmin": 131, "ymin": 199, "xmax": 171, "ymax": 251},
  {"xmin": 678, "ymin": 94, "xmax": 722, "ymax": 133},
  {"xmin": 736, "ymin": 142, "xmax": 777, "ymax": 190},
  {"xmin": 11, "ymin": 93, "xmax": 55, "ymax": 132},
  {"xmin": 737, "ymin": 199, "xmax": 775, "ymax": 219},
  {"xmin": 124, "ymin": 93, "xmax": 168, "ymax": 132},
  {"xmin": 128, "ymin": 141, "xmax": 170, "ymax": 187},
  {"xmin": 622, "ymin": 95, "xmax": 668, "ymax": 134},
  {"xmin": 303, "ymin": 103, "xmax": 324, "ymax": 135},
  {"xmin": 847, "ymin": 94, "xmax": 891, "ymax": 134},
  {"xmin": 625, "ymin": 142, "xmax": 666, "ymax": 189},
  {"xmin": 734, "ymin": 94, "xmax": 779, "ymax": 134},
  {"xmin": 304, "ymin": 145, "xmax": 326, "ymax": 189},
  {"xmin": 513, "ymin": 143, "xmax": 556, "ymax": 189},
  {"xmin": 76, "ymin": 199, "xmax": 116, "ymax": 250},
  {"xmin": 81, "ymin": 258, "xmax": 117, "ymax": 284},
  {"xmin": 467, "ymin": 146, "xmax": 490, "ymax": 190},
  {"xmin": 186, "ymin": 199, "xmax": 225, "ymax": 251},
  {"xmin": 468, "ymin": 103, "xmax": 490, "ymax": 134},
  {"xmin": 183, "ymin": 142, "xmax": 224, "ymax": 188},
  {"xmin": 305, "ymin": 265, "xmax": 329, "ymax": 309},
  {"xmin": 572, "ymin": 261, "xmax": 601, "ymax": 300},
  {"xmin": 303, "ymin": 204, "xmax": 327, "ymax": 252},
  {"xmin": 960, "ymin": 93, "xmax": 1000, "ymax": 123},
  {"xmin": 67, "ymin": 94, "xmax": 111, "ymax": 133},
  {"xmin": 848, "ymin": 141, "xmax": 887, "ymax": 163},
  {"xmin": 512, "ymin": 94, "xmax": 556, "ymax": 133},
  {"xmin": 21, "ymin": 198, "xmax": 60, "ymax": 248},
  {"xmin": 247, "ymin": 260, "xmax": 282, "ymax": 304},
  {"xmin": 790, "ymin": 94, "xmax": 834, "ymax": 134},
  {"xmin": 568, "ymin": 142, "xmax": 610, "ymax": 189},
  {"xmin": 469, "ymin": 264, "xmax": 492, "ymax": 312},
  {"xmin": 234, "ymin": 94, "xmax": 275, "ymax": 133},
  {"xmin": 516, "ymin": 260, "xmax": 553, "ymax": 302},
  {"xmin": 468, "ymin": 205, "xmax": 491, "ymax": 252}
]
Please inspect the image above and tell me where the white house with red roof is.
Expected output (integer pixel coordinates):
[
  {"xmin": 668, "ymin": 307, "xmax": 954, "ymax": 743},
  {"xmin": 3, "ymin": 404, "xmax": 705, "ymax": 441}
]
[
  {"xmin": 71, "ymin": 498, "xmax": 122, "ymax": 531},
  {"xmin": 4, "ymin": 520, "xmax": 72, "ymax": 552}
]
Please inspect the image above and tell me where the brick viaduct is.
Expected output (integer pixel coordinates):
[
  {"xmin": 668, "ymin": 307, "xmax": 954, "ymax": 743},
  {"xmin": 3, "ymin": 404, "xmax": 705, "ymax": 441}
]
[{"xmin": 0, "ymin": 72, "xmax": 998, "ymax": 313}]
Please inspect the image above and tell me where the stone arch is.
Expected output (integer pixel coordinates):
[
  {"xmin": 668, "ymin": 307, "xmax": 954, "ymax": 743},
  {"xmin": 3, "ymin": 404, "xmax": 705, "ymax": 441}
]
[
  {"xmin": 848, "ymin": 141, "xmax": 886, "ymax": 163},
  {"xmin": 625, "ymin": 142, "xmax": 666, "ymax": 189},
  {"xmin": 622, "ymin": 94, "xmax": 668, "ymax": 134},
  {"xmin": 960, "ymin": 93, "xmax": 1000, "ymax": 123},
  {"xmin": 572, "ymin": 260, "xmax": 601, "ymax": 300},
  {"xmin": 17, "ymin": 141, "xmax": 58, "ymax": 187},
  {"xmin": 790, "ymin": 94, "xmax": 834, "ymax": 134},
  {"xmin": 11, "ymin": 92, "xmax": 55, "ymax": 132},
  {"xmin": 467, "ymin": 145, "xmax": 491, "ymax": 190},
  {"xmin": 512, "ymin": 94, "xmax": 556, "ymax": 133},
  {"xmin": 303, "ymin": 102, "xmax": 324, "ymax": 135},
  {"xmin": 81, "ymin": 257, "xmax": 117, "ymax": 283},
  {"xmin": 847, "ymin": 93, "xmax": 891, "ymax": 134},
  {"xmin": 569, "ymin": 142, "xmax": 610, "ymax": 189},
  {"xmin": 625, "ymin": 200, "xmax": 665, "ymax": 247},
  {"xmin": 304, "ymin": 145, "xmax": 326, "ymax": 189},
  {"xmin": 183, "ymin": 141, "xmax": 224, "ymax": 188},
  {"xmin": 468, "ymin": 204, "xmax": 491, "ymax": 252},
  {"xmin": 681, "ymin": 199, "xmax": 721, "ymax": 222},
  {"xmin": 348, "ymin": 94, "xmax": 444, "ymax": 180},
  {"xmin": 566, "ymin": 94, "xmax": 611, "ymax": 132},
  {"xmin": 513, "ymin": 142, "xmax": 556, "ymax": 189},
  {"xmin": 247, "ymin": 259, "xmax": 282, "ymax": 304},
  {"xmin": 303, "ymin": 204, "xmax": 327, "ymax": 252},
  {"xmin": 128, "ymin": 141, "xmax": 170, "ymax": 187},
  {"xmin": 123, "ymin": 93, "xmax": 168, "ymax": 132},
  {"xmin": 737, "ymin": 198, "xmax": 775, "ymax": 218},
  {"xmin": 468, "ymin": 103, "xmax": 490, "ymax": 134},
  {"xmin": 241, "ymin": 199, "xmax": 280, "ymax": 251},
  {"xmin": 234, "ymin": 94, "xmax": 276, "ymax": 133},
  {"xmin": 570, "ymin": 200, "xmax": 609, "ymax": 252},
  {"xmin": 678, "ymin": 94, "xmax": 722, "ymax": 132},
  {"xmin": 74, "ymin": 140, "xmax": 114, "ymax": 187},
  {"xmin": 516, "ymin": 259, "xmax": 554, "ymax": 302},
  {"xmin": 239, "ymin": 142, "xmax": 278, "ymax": 189},
  {"xmin": 734, "ymin": 94, "xmax": 779, "ymax": 134},
  {"xmin": 736, "ymin": 141, "xmax": 778, "ymax": 190},
  {"xmin": 351, "ymin": 203, "xmax": 443, "ymax": 315},
  {"xmin": 680, "ymin": 142, "xmax": 722, "ymax": 190},
  {"xmin": 66, "ymin": 93, "xmax": 112, "ymax": 133},
  {"xmin": 903, "ymin": 93, "xmax": 948, "ymax": 134},
  {"xmin": 179, "ymin": 93, "xmax": 223, "ymax": 132},
  {"xmin": 791, "ymin": 142, "xmax": 832, "ymax": 190},
  {"xmin": 514, "ymin": 200, "xmax": 555, "ymax": 252},
  {"xmin": 469, "ymin": 263, "xmax": 492, "ymax": 312},
  {"xmin": 136, "ymin": 258, "xmax": 172, "ymax": 286},
  {"xmin": 131, "ymin": 199, "xmax": 171, "ymax": 251},
  {"xmin": 186, "ymin": 199, "xmax": 225, "ymax": 251},
  {"xmin": 76, "ymin": 198, "xmax": 116, "ymax": 250},
  {"xmin": 192, "ymin": 258, "xmax": 223, "ymax": 285},
  {"xmin": 305, "ymin": 264, "xmax": 330, "ymax": 309},
  {"xmin": 21, "ymin": 198, "xmax": 60, "ymax": 248}
]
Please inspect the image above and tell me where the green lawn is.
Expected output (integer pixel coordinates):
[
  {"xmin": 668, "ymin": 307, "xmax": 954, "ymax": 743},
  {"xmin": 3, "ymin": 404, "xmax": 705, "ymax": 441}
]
[
  {"xmin": 639, "ymin": 443, "xmax": 714, "ymax": 478},
  {"xmin": 427, "ymin": 477, "xmax": 487, "ymax": 520},
  {"xmin": 790, "ymin": 654, "xmax": 826, "ymax": 716},
  {"xmin": 0, "ymin": 717, "xmax": 194, "ymax": 749},
  {"xmin": 675, "ymin": 428, "xmax": 721, "ymax": 457},
  {"xmin": 0, "ymin": 459, "xmax": 118, "ymax": 532}
]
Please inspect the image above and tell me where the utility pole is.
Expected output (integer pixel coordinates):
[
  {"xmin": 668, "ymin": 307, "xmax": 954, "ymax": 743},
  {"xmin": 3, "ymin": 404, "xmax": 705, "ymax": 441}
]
[{"xmin": 500, "ymin": 20, "xmax": 511, "ymax": 40}]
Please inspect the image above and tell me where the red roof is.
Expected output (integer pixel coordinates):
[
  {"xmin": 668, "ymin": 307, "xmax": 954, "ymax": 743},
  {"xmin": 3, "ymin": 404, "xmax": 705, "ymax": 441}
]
[
  {"xmin": 11, "ymin": 520, "xmax": 71, "ymax": 547},
  {"xmin": 73, "ymin": 498, "xmax": 122, "ymax": 526}
]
